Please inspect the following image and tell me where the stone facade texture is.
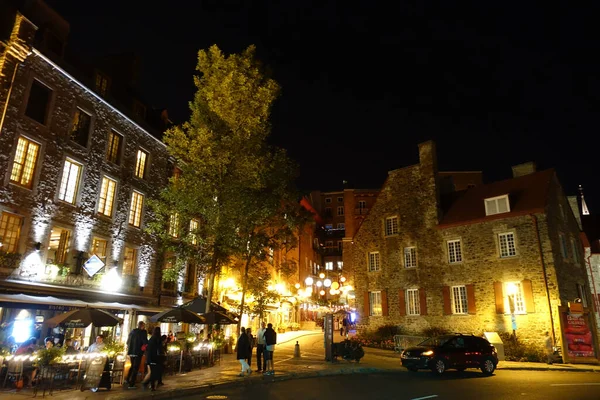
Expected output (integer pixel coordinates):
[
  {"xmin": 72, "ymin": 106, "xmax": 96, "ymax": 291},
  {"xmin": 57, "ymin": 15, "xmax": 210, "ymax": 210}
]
[
  {"xmin": 0, "ymin": 13, "xmax": 169, "ymax": 304},
  {"xmin": 348, "ymin": 141, "xmax": 596, "ymax": 352}
]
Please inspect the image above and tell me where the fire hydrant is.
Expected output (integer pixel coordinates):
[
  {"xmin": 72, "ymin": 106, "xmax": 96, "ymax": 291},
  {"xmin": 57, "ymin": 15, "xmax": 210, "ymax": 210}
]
[{"xmin": 294, "ymin": 341, "xmax": 301, "ymax": 358}]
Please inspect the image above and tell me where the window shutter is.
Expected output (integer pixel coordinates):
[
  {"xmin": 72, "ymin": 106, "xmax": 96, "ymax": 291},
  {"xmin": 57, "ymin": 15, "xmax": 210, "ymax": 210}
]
[
  {"xmin": 364, "ymin": 291, "xmax": 370, "ymax": 317},
  {"xmin": 382, "ymin": 290, "xmax": 389, "ymax": 316},
  {"xmin": 466, "ymin": 284, "xmax": 476, "ymax": 314},
  {"xmin": 494, "ymin": 282, "xmax": 504, "ymax": 314},
  {"xmin": 522, "ymin": 279, "xmax": 535, "ymax": 313},
  {"xmin": 399, "ymin": 289, "xmax": 406, "ymax": 316},
  {"xmin": 419, "ymin": 288, "xmax": 427, "ymax": 315},
  {"xmin": 442, "ymin": 286, "xmax": 451, "ymax": 315}
]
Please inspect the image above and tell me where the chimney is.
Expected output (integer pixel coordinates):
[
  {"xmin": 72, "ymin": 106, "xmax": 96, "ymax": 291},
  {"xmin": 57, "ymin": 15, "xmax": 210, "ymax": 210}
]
[{"xmin": 511, "ymin": 162, "xmax": 536, "ymax": 178}]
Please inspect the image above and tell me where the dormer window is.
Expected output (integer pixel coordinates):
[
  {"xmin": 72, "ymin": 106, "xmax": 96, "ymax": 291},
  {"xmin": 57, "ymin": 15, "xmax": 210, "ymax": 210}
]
[
  {"xmin": 95, "ymin": 72, "xmax": 110, "ymax": 97},
  {"xmin": 485, "ymin": 195, "xmax": 510, "ymax": 216}
]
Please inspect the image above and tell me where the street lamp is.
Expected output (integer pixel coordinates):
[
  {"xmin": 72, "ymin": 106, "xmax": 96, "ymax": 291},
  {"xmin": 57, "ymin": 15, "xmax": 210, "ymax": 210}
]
[{"xmin": 305, "ymin": 277, "xmax": 314, "ymax": 286}]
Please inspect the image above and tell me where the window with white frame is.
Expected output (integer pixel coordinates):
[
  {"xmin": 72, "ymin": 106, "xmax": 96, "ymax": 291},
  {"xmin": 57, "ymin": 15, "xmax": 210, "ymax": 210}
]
[
  {"xmin": 559, "ymin": 234, "xmax": 568, "ymax": 258},
  {"xmin": 97, "ymin": 176, "xmax": 117, "ymax": 217},
  {"xmin": 368, "ymin": 251, "xmax": 380, "ymax": 271},
  {"xmin": 451, "ymin": 285, "xmax": 468, "ymax": 314},
  {"xmin": 337, "ymin": 206, "xmax": 344, "ymax": 216},
  {"xmin": 385, "ymin": 216, "xmax": 398, "ymax": 236},
  {"xmin": 10, "ymin": 136, "xmax": 40, "ymax": 189},
  {"xmin": 447, "ymin": 240, "xmax": 462, "ymax": 263},
  {"xmin": 325, "ymin": 197, "xmax": 331, "ymax": 203},
  {"xmin": 369, "ymin": 291, "xmax": 382, "ymax": 316},
  {"xmin": 484, "ymin": 195, "xmax": 510, "ymax": 216},
  {"xmin": 58, "ymin": 159, "xmax": 82, "ymax": 204},
  {"xmin": 504, "ymin": 282, "xmax": 526, "ymax": 314},
  {"xmin": 337, "ymin": 261, "xmax": 343, "ymax": 270},
  {"xmin": 338, "ymin": 197, "xmax": 343, "ymax": 203},
  {"xmin": 325, "ymin": 261, "xmax": 333, "ymax": 270},
  {"xmin": 406, "ymin": 289, "xmax": 420, "ymax": 315},
  {"xmin": 128, "ymin": 191, "xmax": 144, "ymax": 227},
  {"xmin": 498, "ymin": 232, "xmax": 516, "ymax": 257},
  {"xmin": 404, "ymin": 247, "xmax": 417, "ymax": 268}
]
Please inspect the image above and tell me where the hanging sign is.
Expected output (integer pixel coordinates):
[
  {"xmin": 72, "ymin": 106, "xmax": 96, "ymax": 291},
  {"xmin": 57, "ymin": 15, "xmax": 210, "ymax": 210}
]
[{"xmin": 83, "ymin": 255, "xmax": 105, "ymax": 277}]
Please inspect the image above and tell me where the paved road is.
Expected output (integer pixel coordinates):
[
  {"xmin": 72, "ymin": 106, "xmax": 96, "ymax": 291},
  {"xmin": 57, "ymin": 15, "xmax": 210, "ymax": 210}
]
[{"xmin": 187, "ymin": 370, "xmax": 600, "ymax": 400}]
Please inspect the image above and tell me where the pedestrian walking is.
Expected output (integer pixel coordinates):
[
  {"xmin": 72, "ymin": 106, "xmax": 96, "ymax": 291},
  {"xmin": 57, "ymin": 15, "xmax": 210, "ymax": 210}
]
[
  {"xmin": 263, "ymin": 323, "xmax": 277, "ymax": 375},
  {"xmin": 246, "ymin": 327, "xmax": 254, "ymax": 369},
  {"xmin": 125, "ymin": 321, "xmax": 148, "ymax": 389},
  {"xmin": 342, "ymin": 316, "xmax": 350, "ymax": 338},
  {"xmin": 141, "ymin": 327, "xmax": 164, "ymax": 391},
  {"xmin": 255, "ymin": 321, "xmax": 266, "ymax": 372},
  {"xmin": 544, "ymin": 331, "xmax": 554, "ymax": 365},
  {"xmin": 236, "ymin": 327, "xmax": 252, "ymax": 376}
]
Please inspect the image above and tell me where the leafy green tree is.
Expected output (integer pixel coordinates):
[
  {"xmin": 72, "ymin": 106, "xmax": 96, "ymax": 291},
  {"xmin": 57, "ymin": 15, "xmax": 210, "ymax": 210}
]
[{"xmin": 148, "ymin": 44, "xmax": 281, "ymax": 314}]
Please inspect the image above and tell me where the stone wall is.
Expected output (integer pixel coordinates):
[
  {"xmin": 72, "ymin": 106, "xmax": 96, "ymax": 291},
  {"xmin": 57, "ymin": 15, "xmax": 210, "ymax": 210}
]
[{"xmin": 0, "ymin": 17, "xmax": 168, "ymax": 300}]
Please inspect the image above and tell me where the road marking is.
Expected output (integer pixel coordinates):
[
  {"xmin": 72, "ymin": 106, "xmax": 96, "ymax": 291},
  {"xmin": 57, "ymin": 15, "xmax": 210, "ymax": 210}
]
[
  {"xmin": 411, "ymin": 396, "xmax": 438, "ymax": 400},
  {"xmin": 550, "ymin": 383, "xmax": 600, "ymax": 386},
  {"xmin": 274, "ymin": 357, "xmax": 294, "ymax": 365}
]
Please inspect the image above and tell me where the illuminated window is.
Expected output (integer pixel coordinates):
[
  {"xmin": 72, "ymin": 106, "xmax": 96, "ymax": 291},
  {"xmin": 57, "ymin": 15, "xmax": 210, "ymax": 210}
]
[
  {"xmin": 189, "ymin": 219, "xmax": 199, "ymax": 244},
  {"xmin": 325, "ymin": 261, "xmax": 333, "ymax": 270},
  {"xmin": 10, "ymin": 137, "xmax": 40, "ymax": 189},
  {"xmin": 168, "ymin": 213, "xmax": 180, "ymax": 238},
  {"xmin": 97, "ymin": 176, "xmax": 117, "ymax": 217},
  {"xmin": 504, "ymin": 282, "xmax": 526, "ymax": 314},
  {"xmin": 135, "ymin": 149, "xmax": 148, "ymax": 179},
  {"xmin": 123, "ymin": 247, "xmax": 137, "ymax": 275},
  {"xmin": 337, "ymin": 261, "xmax": 343, "ymax": 270},
  {"xmin": 404, "ymin": 247, "xmax": 417, "ymax": 268},
  {"xmin": 95, "ymin": 72, "xmax": 110, "ymax": 97},
  {"xmin": 451, "ymin": 285, "xmax": 468, "ymax": 314},
  {"xmin": 162, "ymin": 257, "xmax": 176, "ymax": 291},
  {"xmin": 91, "ymin": 237, "xmax": 108, "ymax": 264},
  {"xmin": 106, "ymin": 130, "xmax": 122, "ymax": 164},
  {"xmin": 447, "ymin": 239, "xmax": 462, "ymax": 263},
  {"xmin": 406, "ymin": 289, "xmax": 420, "ymax": 315},
  {"xmin": 385, "ymin": 216, "xmax": 398, "ymax": 236},
  {"xmin": 369, "ymin": 291, "xmax": 382, "ymax": 316},
  {"xmin": 47, "ymin": 228, "xmax": 70, "ymax": 264},
  {"xmin": 70, "ymin": 108, "xmax": 91, "ymax": 147},
  {"xmin": 368, "ymin": 251, "xmax": 380, "ymax": 272},
  {"xmin": 484, "ymin": 195, "xmax": 510, "ymax": 216},
  {"xmin": 128, "ymin": 191, "xmax": 144, "ymax": 227},
  {"xmin": 0, "ymin": 212, "xmax": 22, "ymax": 253},
  {"xmin": 58, "ymin": 159, "xmax": 82, "ymax": 204},
  {"xmin": 25, "ymin": 79, "xmax": 52, "ymax": 124},
  {"xmin": 499, "ymin": 232, "xmax": 516, "ymax": 257}
]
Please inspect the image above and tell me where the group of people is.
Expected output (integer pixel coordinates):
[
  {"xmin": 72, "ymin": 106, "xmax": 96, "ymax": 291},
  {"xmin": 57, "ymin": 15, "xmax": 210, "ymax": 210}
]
[
  {"xmin": 124, "ymin": 321, "xmax": 167, "ymax": 392},
  {"xmin": 236, "ymin": 322, "xmax": 277, "ymax": 376}
]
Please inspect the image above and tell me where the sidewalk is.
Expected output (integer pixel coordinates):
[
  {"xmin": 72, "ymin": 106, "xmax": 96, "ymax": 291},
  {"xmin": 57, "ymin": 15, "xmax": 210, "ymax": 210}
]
[{"xmin": 2, "ymin": 331, "xmax": 599, "ymax": 400}]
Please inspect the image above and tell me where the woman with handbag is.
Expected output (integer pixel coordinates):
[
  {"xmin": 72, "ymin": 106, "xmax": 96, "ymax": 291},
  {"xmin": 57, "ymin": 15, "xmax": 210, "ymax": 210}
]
[{"xmin": 141, "ymin": 327, "xmax": 164, "ymax": 391}]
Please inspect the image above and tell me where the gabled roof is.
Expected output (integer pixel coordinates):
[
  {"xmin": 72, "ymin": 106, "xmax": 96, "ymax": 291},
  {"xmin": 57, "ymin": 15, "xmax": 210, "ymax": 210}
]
[{"xmin": 439, "ymin": 169, "xmax": 555, "ymax": 228}]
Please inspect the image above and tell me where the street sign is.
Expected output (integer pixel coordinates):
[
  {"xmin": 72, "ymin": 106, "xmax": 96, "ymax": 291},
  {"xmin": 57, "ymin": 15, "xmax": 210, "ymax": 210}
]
[{"xmin": 83, "ymin": 255, "xmax": 105, "ymax": 277}]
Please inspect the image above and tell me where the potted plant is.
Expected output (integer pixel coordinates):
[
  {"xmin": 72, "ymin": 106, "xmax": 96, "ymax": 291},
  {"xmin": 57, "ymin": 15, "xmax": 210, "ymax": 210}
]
[
  {"xmin": 36, "ymin": 346, "xmax": 65, "ymax": 369},
  {"xmin": 290, "ymin": 322, "xmax": 300, "ymax": 331},
  {"xmin": 101, "ymin": 337, "xmax": 125, "ymax": 358},
  {"xmin": 277, "ymin": 323, "xmax": 288, "ymax": 333}
]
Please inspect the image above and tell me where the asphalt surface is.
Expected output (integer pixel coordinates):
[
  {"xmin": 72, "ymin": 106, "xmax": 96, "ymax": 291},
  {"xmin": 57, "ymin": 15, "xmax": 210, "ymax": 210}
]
[{"xmin": 188, "ymin": 370, "xmax": 600, "ymax": 400}]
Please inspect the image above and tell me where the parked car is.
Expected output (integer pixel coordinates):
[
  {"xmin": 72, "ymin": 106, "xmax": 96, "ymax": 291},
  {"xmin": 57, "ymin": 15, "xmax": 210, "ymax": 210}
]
[{"xmin": 400, "ymin": 334, "xmax": 498, "ymax": 375}]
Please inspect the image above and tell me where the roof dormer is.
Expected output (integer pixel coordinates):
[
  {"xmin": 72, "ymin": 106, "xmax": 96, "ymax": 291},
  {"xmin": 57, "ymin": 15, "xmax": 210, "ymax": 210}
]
[{"xmin": 485, "ymin": 194, "xmax": 510, "ymax": 216}]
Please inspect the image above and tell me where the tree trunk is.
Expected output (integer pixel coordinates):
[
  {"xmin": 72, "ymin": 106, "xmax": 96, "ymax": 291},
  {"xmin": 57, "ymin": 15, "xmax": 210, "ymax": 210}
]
[
  {"xmin": 237, "ymin": 254, "xmax": 252, "ymax": 336},
  {"xmin": 204, "ymin": 251, "xmax": 219, "ymax": 338}
]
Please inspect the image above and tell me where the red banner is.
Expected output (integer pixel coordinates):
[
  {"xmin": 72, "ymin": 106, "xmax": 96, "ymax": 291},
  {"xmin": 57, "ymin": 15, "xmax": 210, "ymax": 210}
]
[{"xmin": 560, "ymin": 310, "xmax": 596, "ymax": 360}]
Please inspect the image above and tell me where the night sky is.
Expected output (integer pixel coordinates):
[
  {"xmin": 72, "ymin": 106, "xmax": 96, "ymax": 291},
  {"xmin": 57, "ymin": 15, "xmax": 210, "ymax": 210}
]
[{"xmin": 45, "ymin": 1, "xmax": 600, "ymax": 210}]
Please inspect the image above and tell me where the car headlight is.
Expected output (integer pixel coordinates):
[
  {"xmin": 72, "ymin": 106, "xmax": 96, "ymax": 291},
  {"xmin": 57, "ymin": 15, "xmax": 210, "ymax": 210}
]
[{"xmin": 421, "ymin": 350, "xmax": 434, "ymax": 356}]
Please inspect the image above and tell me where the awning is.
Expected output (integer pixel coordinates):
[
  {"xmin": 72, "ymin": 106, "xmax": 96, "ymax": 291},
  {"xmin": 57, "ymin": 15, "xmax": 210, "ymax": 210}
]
[{"xmin": 0, "ymin": 293, "xmax": 166, "ymax": 315}]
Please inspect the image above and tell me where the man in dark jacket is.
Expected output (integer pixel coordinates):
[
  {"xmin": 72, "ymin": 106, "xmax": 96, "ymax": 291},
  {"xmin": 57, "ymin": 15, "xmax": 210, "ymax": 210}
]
[
  {"xmin": 263, "ymin": 323, "xmax": 277, "ymax": 375},
  {"xmin": 125, "ymin": 321, "xmax": 148, "ymax": 389}
]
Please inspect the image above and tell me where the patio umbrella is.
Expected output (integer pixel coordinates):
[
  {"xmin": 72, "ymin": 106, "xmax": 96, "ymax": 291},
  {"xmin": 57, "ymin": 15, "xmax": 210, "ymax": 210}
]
[
  {"xmin": 202, "ymin": 311, "xmax": 238, "ymax": 325},
  {"xmin": 181, "ymin": 296, "xmax": 228, "ymax": 314},
  {"xmin": 45, "ymin": 307, "xmax": 121, "ymax": 328},
  {"xmin": 149, "ymin": 307, "xmax": 206, "ymax": 324}
]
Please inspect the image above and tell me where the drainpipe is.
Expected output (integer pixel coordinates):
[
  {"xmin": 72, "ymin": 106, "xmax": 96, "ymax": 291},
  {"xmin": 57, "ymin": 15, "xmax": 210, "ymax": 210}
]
[
  {"xmin": 0, "ymin": 57, "xmax": 21, "ymax": 135},
  {"xmin": 530, "ymin": 214, "xmax": 557, "ymax": 343}
]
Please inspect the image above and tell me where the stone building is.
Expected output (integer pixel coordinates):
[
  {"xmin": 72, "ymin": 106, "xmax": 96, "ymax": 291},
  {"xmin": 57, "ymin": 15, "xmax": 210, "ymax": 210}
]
[
  {"xmin": 348, "ymin": 140, "xmax": 595, "ymax": 351},
  {"xmin": 0, "ymin": 2, "xmax": 174, "ymax": 340}
]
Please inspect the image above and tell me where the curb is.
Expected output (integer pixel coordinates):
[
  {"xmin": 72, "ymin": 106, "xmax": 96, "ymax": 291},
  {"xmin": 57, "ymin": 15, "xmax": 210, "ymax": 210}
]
[{"xmin": 497, "ymin": 366, "xmax": 600, "ymax": 373}]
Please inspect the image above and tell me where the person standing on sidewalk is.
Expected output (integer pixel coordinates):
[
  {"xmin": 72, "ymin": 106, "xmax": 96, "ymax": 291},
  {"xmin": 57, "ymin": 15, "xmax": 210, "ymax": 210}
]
[
  {"xmin": 263, "ymin": 323, "xmax": 277, "ymax": 375},
  {"xmin": 237, "ymin": 327, "xmax": 251, "ymax": 376},
  {"xmin": 125, "ymin": 321, "xmax": 148, "ymax": 389},
  {"xmin": 141, "ymin": 327, "xmax": 164, "ymax": 391},
  {"xmin": 246, "ymin": 327, "xmax": 255, "ymax": 369},
  {"xmin": 544, "ymin": 331, "xmax": 554, "ymax": 365},
  {"xmin": 255, "ymin": 321, "xmax": 266, "ymax": 372}
]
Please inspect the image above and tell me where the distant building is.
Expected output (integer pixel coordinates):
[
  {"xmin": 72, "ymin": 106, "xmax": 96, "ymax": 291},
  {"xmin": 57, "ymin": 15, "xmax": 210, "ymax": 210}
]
[
  {"xmin": 347, "ymin": 141, "xmax": 594, "ymax": 352},
  {"xmin": 0, "ymin": 1, "xmax": 173, "ymax": 343}
]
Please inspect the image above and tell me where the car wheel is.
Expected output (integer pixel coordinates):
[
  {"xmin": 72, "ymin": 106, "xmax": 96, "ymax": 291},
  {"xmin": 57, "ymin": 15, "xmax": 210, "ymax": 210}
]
[
  {"xmin": 480, "ymin": 357, "xmax": 496, "ymax": 375},
  {"xmin": 430, "ymin": 358, "xmax": 446, "ymax": 375}
]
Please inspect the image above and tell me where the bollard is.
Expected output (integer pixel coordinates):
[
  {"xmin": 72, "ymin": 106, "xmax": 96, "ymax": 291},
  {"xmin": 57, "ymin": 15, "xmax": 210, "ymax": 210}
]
[{"xmin": 294, "ymin": 341, "xmax": 301, "ymax": 358}]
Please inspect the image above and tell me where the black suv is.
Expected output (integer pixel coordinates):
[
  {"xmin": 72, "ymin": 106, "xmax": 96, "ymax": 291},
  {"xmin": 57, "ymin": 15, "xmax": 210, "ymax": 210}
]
[{"xmin": 400, "ymin": 334, "xmax": 498, "ymax": 375}]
